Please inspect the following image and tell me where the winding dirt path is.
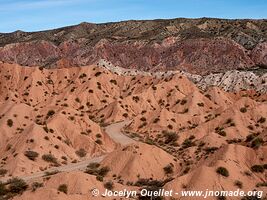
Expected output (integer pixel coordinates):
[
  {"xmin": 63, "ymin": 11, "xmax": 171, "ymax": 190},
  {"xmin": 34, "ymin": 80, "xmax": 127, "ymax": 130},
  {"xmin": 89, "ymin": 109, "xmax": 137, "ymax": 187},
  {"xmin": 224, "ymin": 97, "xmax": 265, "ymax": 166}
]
[{"xmin": 1, "ymin": 120, "xmax": 133, "ymax": 182}]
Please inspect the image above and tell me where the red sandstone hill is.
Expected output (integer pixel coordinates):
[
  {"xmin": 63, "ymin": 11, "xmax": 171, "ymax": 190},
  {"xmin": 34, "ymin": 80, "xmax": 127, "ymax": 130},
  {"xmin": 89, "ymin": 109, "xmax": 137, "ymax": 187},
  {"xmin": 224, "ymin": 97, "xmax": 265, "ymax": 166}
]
[
  {"xmin": 0, "ymin": 18, "xmax": 267, "ymax": 75},
  {"xmin": 0, "ymin": 62, "xmax": 266, "ymax": 199}
]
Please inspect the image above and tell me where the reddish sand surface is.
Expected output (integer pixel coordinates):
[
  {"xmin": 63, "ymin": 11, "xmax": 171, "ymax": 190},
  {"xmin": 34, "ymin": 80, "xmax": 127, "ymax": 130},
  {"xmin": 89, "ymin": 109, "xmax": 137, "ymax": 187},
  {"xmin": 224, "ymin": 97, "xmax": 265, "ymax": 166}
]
[{"xmin": 0, "ymin": 62, "xmax": 266, "ymax": 200}]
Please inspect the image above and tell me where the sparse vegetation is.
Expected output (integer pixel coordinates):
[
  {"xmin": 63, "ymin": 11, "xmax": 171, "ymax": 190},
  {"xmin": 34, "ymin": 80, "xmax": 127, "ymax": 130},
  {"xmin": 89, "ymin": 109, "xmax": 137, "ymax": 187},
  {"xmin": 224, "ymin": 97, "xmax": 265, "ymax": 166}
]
[
  {"xmin": 7, "ymin": 119, "xmax": 13, "ymax": 127},
  {"xmin": 8, "ymin": 178, "xmax": 28, "ymax": 194},
  {"xmin": 163, "ymin": 164, "xmax": 173, "ymax": 175},
  {"xmin": 58, "ymin": 184, "xmax": 68, "ymax": 194},
  {"xmin": 24, "ymin": 150, "xmax": 39, "ymax": 161},
  {"xmin": 257, "ymin": 117, "xmax": 266, "ymax": 124},
  {"xmin": 240, "ymin": 107, "xmax": 247, "ymax": 113},
  {"xmin": 163, "ymin": 131, "xmax": 178, "ymax": 144},
  {"xmin": 85, "ymin": 164, "xmax": 110, "ymax": 181},
  {"xmin": 31, "ymin": 182, "xmax": 44, "ymax": 192},
  {"xmin": 0, "ymin": 169, "xmax": 7, "ymax": 176},
  {"xmin": 251, "ymin": 165, "xmax": 264, "ymax": 173},
  {"xmin": 42, "ymin": 154, "xmax": 58, "ymax": 165},
  {"xmin": 75, "ymin": 148, "xmax": 87, "ymax": 157},
  {"xmin": 104, "ymin": 181, "xmax": 114, "ymax": 190},
  {"xmin": 216, "ymin": 167, "xmax": 229, "ymax": 177},
  {"xmin": 234, "ymin": 180, "xmax": 243, "ymax": 189},
  {"xmin": 46, "ymin": 110, "xmax": 55, "ymax": 118}
]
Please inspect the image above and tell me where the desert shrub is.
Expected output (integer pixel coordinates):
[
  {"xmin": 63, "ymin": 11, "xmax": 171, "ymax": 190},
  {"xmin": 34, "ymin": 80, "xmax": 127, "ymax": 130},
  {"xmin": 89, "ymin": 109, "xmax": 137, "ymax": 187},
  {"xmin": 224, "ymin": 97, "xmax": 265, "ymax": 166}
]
[
  {"xmin": 7, "ymin": 119, "xmax": 13, "ymax": 127},
  {"xmin": 132, "ymin": 96, "xmax": 140, "ymax": 102},
  {"xmin": 180, "ymin": 99, "xmax": 187, "ymax": 105},
  {"xmin": 182, "ymin": 138, "xmax": 194, "ymax": 148},
  {"xmin": 234, "ymin": 180, "xmax": 243, "ymax": 189},
  {"xmin": 75, "ymin": 148, "xmax": 87, "ymax": 157},
  {"xmin": 257, "ymin": 117, "xmax": 266, "ymax": 124},
  {"xmin": 240, "ymin": 107, "xmax": 247, "ymax": 113},
  {"xmin": 216, "ymin": 167, "xmax": 229, "ymax": 177},
  {"xmin": 215, "ymin": 127, "xmax": 226, "ymax": 137},
  {"xmin": 98, "ymin": 166, "xmax": 110, "ymax": 177},
  {"xmin": 31, "ymin": 182, "xmax": 43, "ymax": 192},
  {"xmin": 104, "ymin": 181, "xmax": 114, "ymax": 190},
  {"xmin": 110, "ymin": 79, "xmax": 117, "ymax": 85},
  {"xmin": 42, "ymin": 154, "xmax": 58, "ymax": 164},
  {"xmin": 24, "ymin": 150, "xmax": 39, "ymax": 161},
  {"xmin": 163, "ymin": 131, "xmax": 178, "ymax": 144},
  {"xmin": 58, "ymin": 184, "xmax": 68, "ymax": 194},
  {"xmin": 79, "ymin": 73, "xmax": 87, "ymax": 79},
  {"xmin": 87, "ymin": 162, "xmax": 100, "ymax": 169},
  {"xmin": 85, "ymin": 165, "xmax": 110, "ymax": 179},
  {"xmin": 246, "ymin": 133, "xmax": 257, "ymax": 142},
  {"xmin": 122, "ymin": 113, "xmax": 128, "ymax": 118},
  {"xmin": 251, "ymin": 165, "xmax": 264, "ymax": 173},
  {"xmin": 225, "ymin": 118, "xmax": 233, "ymax": 124},
  {"xmin": 251, "ymin": 138, "xmax": 264, "ymax": 148},
  {"xmin": 0, "ymin": 182, "xmax": 7, "ymax": 196},
  {"xmin": 140, "ymin": 117, "xmax": 146, "ymax": 122},
  {"xmin": 95, "ymin": 139, "xmax": 102, "ymax": 145},
  {"xmin": 75, "ymin": 97, "xmax": 80, "ymax": 103},
  {"xmin": 256, "ymin": 182, "xmax": 267, "ymax": 187},
  {"xmin": 167, "ymin": 124, "xmax": 173, "ymax": 129},
  {"xmin": 145, "ymin": 138, "xmax": 155, "ymax": 145},
  {"xmin": 46, "ymin": 110, "xmax": 55, "ymax": 118},
  {"xmin": 163, "ymin": 164, "xmax": 173, "ymax": 175},
  {"xmin": 197, "ymin": 102, "xmax": 204, "ymax": 107},
  {"xmin": 182, "ymin": 108, "xmax": 189, "ymax": 113},
  {"xmin": 43, "ymin": 126, "xmax": 49, "ymax": 133},
  {"xmin": 95, "ymin": 72, "xmax": 102, "ymax": 77},
  {"xmin": 0, "ymin": 169, "xmax": 8, "ymax": 176},
  {"xmin": 153, "ymin": 118, "xmax": 160, "ymax": 123},
  {"xmin": 44, "ymin": 136, "xmax": 49, "ymax": 140},
  {"xmin": 8, "ymin": 178, "xmax": 28, "ymax": 194}
]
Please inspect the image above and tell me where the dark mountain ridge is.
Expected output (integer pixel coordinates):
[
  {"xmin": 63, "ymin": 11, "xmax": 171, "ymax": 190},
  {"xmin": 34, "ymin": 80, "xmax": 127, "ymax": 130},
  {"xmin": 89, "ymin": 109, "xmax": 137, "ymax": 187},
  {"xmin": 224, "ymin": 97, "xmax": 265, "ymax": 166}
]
[{"xmin": 0, "ymin": 17, "xmax": 266, "ymax": 74}]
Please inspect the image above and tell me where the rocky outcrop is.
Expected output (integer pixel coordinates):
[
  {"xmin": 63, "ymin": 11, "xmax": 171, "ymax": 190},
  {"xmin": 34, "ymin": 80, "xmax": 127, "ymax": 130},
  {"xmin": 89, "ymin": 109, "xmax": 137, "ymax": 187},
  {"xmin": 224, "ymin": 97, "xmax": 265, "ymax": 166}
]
[
  {"xmin": 251, "ymin": 42, "xmax": 267, "ymax": 68},
  {"xmin": 99, "ymin": 59, "xmax": 267, "ymax": 92}
]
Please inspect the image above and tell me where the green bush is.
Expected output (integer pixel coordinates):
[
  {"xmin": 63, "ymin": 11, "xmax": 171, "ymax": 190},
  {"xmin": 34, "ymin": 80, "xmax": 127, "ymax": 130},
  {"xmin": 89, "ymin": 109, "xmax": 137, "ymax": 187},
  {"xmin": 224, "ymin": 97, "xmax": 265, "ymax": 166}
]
[{"xmin": 216, "ymin": 167, "xmax": 229, "ymax": 177}]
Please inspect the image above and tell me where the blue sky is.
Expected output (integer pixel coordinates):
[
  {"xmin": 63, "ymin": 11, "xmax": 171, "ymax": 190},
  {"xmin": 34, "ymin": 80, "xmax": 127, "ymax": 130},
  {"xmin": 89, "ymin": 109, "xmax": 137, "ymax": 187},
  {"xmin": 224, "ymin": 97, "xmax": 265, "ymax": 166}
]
[{"xmin": 0, "ymin": 0, "xmax": 266, "ymax": 33}]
